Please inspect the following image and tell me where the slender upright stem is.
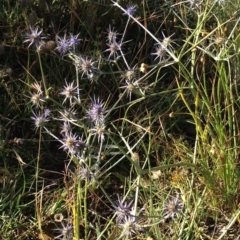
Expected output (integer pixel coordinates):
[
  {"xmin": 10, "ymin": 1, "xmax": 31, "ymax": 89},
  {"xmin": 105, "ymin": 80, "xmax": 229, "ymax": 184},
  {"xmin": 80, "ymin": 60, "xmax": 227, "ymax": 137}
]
[{"xmin": 37, "ymin": 50, "xmax": 49, "ymax": 98}]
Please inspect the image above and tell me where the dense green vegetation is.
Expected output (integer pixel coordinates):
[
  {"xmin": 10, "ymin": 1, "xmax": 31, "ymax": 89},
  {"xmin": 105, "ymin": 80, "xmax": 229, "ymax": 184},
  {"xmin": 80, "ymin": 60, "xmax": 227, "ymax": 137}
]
[{"xmin": 0, "ymin": 0, "xmax": 240, "ymax": 239}]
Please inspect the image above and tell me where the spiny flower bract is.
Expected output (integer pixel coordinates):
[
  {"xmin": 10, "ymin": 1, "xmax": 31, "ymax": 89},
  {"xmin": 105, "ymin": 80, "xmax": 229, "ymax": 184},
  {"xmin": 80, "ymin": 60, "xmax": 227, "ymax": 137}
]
[
  {"xmin": 86, "ymin": 97, "xmax": 106, "ymax": 125},
  {"xmin": 78, "ymin": 56, "xmax": 98, "ymax": 78},
  {"xmin": 151, "ymin": 44, "xmax": 168, "ymax": 62},
  {"xmin": 53, "ymin": 221, "xmax": 73, "ymax": 239},
  {"xmin": 68, "ymin": 33, "xmax": 81, "ymax": 48},
  {"xmin": 112, "ymin": 195, "xmax": 133, "ymax": 222},
  {"xmin": 60, "ymin": 79, "xmax": 78, "ymax": 105},
  {"xmin": 105, "ymin": 40, "xmax": 122, "ymax": 59},
  {"xmin": 123, "ymin": 4, "xmax": 137, "ymax": 16},
  {"xmin": 56, "ymin": 34, "xmax": 71, "ymax": 56},
  {"xmin": 163, "ymin": 196, "xmax": 183, "ymax": 220},
  {"xmin": 60, "ymin": 121, "xmax": 72, "ymax": 135},
  {"xmin": 31, "ymin": 109, "xmax": 50, "ymax": 129},
  {"xmin": 89, "ymin": 122, "xmax": 106, "ymax": 143},
  {"xmin": 106, "ymin": 25, "xmax": 120, "ymax": 43},
  {"xmin": 24, "ymin": 26, "xmax": 44, "ymax": 49},
  {"xmin": 59, "ymin": 131, "xmax": 85, "ymax": 155},
  {"xmin": 79, "ymin": 165, "xmax": 92, "ymax": 182},
  {"xmin": 29, "ymin": 91, "xmax": 45, "ymax": 108},
  {"xmin": 119, "ymin": 216, "xmax": 138, "ymax": 238}
]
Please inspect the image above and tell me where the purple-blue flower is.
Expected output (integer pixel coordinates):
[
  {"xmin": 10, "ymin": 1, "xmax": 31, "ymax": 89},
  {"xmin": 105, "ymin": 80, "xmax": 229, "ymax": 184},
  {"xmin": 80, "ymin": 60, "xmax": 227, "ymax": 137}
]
[
  {"xmin": 123, "ymin": 5, "xmax": 137, "ymax": 16},
  {"xmin": 55, "ymin": 34, "xmax": 71, "ymax": 55},
  {"xmin": 86, "ymin": 97, "xmax": 106, "ymax": 125},
  {"xmin": 69, "ymin": 33, "xmax": 81, "ymax": 48}
]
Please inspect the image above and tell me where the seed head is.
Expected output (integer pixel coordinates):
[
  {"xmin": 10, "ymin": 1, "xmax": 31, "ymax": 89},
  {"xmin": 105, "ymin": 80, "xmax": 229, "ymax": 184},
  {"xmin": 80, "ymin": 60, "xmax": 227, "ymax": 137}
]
[{"xmin": 54, "ymin": 213, "xmax": 64, "ymax": 222}]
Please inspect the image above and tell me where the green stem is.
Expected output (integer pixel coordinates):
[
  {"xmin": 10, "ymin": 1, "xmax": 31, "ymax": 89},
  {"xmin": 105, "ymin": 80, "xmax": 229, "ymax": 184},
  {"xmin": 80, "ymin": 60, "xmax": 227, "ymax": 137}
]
[{"xmin": 37, "ymin": 50, "xmax": 48, "ymax": 98}]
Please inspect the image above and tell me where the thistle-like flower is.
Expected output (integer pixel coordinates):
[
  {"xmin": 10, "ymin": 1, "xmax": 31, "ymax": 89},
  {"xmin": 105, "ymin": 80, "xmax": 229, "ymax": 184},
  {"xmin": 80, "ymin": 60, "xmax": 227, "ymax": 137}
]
[
  {"xmin": 163, "ymin": 196, "xmax": 183, "ymax": 220},
  {"xmin": 89, "ymin": 122, "xmax": 106, "ymax": 143},
  {"xmin": 59, "ymin": 131, "xmax": 85, "ymax": 155},
  {"xmin": 119, "ymin": 216, "xmax": 138, "ymax": 238},
  {"xmin": 112, "ymin": 195, "xmax": 133, "ymax": 222},
  {"xmin": 161, "ymin": 32, "xmax": 177, "ymax": 49},
  {"xmin": 123, "ymin": 4, "xmax": 137, "ymax": 16},
  {"xmin": 31, "ymin": 109, "xmax": 50, "ymax": 129},
  {"xmin": 120, "ymin": 78, "xmax": 145, "ymax": 101},
  {"xmin": 78, "ymin": 56, "xmax": 98, "ymax": 77},
  {"xmin": 55, "ymin": 34, "xmax": 71, "ymax": 56},
  {"xmin": 86, "ymin": 97, "xmax": 106, "ymax": 125},
  {"xmin": 106, "ymin": 25, "xmax": 120, "ymax": 43},
  {"xmin": 60, "ymin": 121, "xmax": 72, "ymax": 135},
  {"xmin": 68, "ymin": 33, "xmax": 81, "ymax": 49},
  {"xmin": 55, "ymin": 32, "xmax": 81, "ymax": 55},
  {"xmin": 53, "ymin": 221, "xmax": 73, "ymax": 239},
  {"xmin": 27, "ymin": 82, "xmax": 45, "ymax": 107},
  {"xmin": 121, "ymin": 68, "xmax": 136, "ymax": 82},
  {"xmin": 79, "ymin": 165, "xmax": 92, "ymax": 182},
  {"xmin": 60, "ymin": 79, "xmax": 78, "ymax": 105},
  {"xmin": 151, "ymin": 44, "xmax": 168, "ymax": 62},
  {"xmin": 105, "ymin": 40, "xmax": 122, "ymax": 59},
  {"xmin": 29, "ymin": 91, "xmax": 45, "ymax": 107},
  {"xmin": 24, "ymin": 26, "xmax": 44, "ymax": 49}
]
